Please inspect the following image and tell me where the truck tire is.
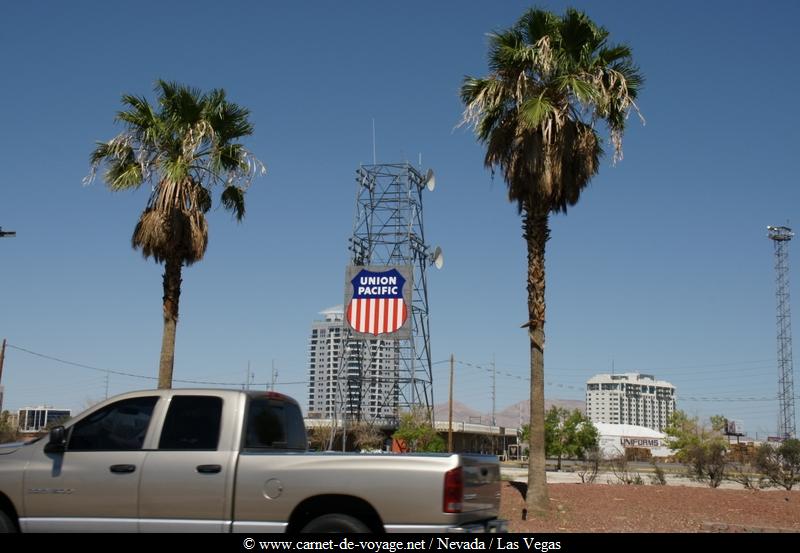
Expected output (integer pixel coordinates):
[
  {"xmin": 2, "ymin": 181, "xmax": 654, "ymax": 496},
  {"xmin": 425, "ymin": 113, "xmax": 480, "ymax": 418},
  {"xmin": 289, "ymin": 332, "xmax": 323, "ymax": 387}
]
[
  {"xmin": 0, "ymin": 511, "xmax": 17, "ymax": 533},
  {"xmin": 300, "ymin": 513, "xmax": 371, "ymax": 533}
]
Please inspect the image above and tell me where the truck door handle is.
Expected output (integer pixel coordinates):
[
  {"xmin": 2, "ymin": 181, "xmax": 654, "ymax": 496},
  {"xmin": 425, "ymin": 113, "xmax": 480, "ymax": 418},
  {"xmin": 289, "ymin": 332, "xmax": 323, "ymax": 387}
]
[
  {"xmin": 196, "ymin": 464, "xmax": 222, "ymax": 474},
  {"xmin": 109, "ymin": 464, "xmax": 136, "ymax": 474}
]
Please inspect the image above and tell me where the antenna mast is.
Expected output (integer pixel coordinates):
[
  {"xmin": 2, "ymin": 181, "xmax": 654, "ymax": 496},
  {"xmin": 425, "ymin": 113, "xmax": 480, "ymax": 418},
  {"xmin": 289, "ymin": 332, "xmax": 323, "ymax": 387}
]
[
  {"xmin": 337, "ymin": 162, "xmax": 441, "ymax": 427},
  {"xmin": 768, "ymin": 225, "xmax": 797, "ymax": 439}
]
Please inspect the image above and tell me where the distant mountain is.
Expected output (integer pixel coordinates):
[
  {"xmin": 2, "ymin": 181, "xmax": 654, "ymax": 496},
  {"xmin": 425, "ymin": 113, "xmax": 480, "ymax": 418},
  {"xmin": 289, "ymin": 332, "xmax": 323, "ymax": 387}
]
[
  {"xmin": 433, "ymin": 401, "xmax": 484, "ymax": 425},
  {"xmin": 433, "ymin": 398, "xmax": 585, "ymax": 429},
  {"xmin": 493, "ymin": 399, "xmax": 585, "ymax": 429}
]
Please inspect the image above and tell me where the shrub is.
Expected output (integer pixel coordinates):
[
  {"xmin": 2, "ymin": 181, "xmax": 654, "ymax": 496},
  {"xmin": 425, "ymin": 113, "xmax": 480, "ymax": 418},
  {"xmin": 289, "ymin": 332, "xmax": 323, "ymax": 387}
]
[{"xmin": 756, "ymin": 439, "xmax": 800, "ymax": 490}]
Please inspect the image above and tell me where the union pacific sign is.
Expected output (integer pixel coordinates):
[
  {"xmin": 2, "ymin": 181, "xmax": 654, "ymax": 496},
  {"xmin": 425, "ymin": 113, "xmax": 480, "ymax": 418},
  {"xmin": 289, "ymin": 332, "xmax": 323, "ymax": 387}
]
[{"xmin": 344, "ymin": 265, "xmax": 412, "ymax": 340}]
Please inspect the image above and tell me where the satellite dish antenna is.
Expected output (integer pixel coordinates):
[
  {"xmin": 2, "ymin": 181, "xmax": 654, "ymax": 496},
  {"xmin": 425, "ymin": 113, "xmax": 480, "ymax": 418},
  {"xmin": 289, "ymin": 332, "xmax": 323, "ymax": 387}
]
[
  {"xmin": 425, "ymin": 169, "xmax": 436, "ymax": 192},
  {"xmin": 432, "ymin": 246, "xmax": 444, "ymax": 269}
]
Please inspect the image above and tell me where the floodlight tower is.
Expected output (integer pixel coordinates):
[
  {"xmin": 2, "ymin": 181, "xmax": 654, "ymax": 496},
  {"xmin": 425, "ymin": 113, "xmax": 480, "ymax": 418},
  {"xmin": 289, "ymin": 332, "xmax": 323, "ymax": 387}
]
[
  {"xmin": 340, "ymin": 163, "xmax": 442, "ymax": 426},
  {"xmin": 768, "ymin": 225, "xmax": 796, "ymax": 439}
]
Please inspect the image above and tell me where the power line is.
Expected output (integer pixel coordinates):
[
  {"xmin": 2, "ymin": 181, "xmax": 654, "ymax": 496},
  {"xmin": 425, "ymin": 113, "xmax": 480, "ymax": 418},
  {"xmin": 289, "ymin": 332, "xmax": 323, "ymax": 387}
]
[
  {"xmin": 8, "ymin": 343, "xmax": 796, "ymax": 405},
  {"xmin": 450, "ymin": 358, "xmax": 798, "ymax": 403},
  {"xmin": 5, "ymin": 343, "xmax": 309, "ymax": 387}
]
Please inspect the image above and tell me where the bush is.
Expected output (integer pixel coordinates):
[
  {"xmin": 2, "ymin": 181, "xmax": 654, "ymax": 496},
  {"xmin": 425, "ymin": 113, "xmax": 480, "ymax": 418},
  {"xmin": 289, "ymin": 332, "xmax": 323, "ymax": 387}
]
[
  {"xmin": 350, "ymin": 421, "xmax": 385, "ymax": 451},
  {"xmin": 0, "ymin": 411, "xmax": 19, "ymax": 444},
  {"xmin": 577, "ymin": 448, "xmax": 601, "ymax": 484},
  {"xmin": 664, "ymin": 411, "xmax": 729, "ymax": 488},
  {"xmin": 727, "ymin": 463, "xmax": 769, "ymax": 490},
  {"xmin": 608, "ymin": 454, "xmax": 643, "ymax": 485},
  {"xmin": 308, "ymin": 423, "xmax": 336, "ymax": 451},
  {"xmin": 649, "ymin": 460, "xmax": 667, "ymax": 486},
  {"xmin": 392, "ymin": 408, "xmax": 445, "ymax": 453},
  {"xmin": 756, "ymin": 439, "xmax": 800, "ymax": 490}
]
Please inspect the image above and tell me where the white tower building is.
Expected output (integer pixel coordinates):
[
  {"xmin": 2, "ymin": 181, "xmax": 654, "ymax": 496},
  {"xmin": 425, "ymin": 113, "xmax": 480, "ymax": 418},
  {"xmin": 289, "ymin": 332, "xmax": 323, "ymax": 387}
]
[
  {"xmin": 585, "ymin": 373, "xmax": 676, "ymax": 432},
  {"xmin": 307, "ymin": 306, "xmax": 398, "ymax": 422}
]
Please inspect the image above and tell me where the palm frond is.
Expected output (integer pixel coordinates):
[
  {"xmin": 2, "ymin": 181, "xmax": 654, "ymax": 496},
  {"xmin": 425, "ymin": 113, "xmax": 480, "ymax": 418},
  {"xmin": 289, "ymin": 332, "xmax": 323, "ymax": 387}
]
[
  {"xmin": 558, "ymin": 8, "xmax": 608, "ymax": 64},
  {"xmin": 554, "ymin": 75, "xmax": 599, "ymax": 106},
  {"xmin": 519, "ymin": 93, "xmax": 555, "ymax": 130},
  {"xmin": 87, "ymin": 137, "xmax": 146, "ymax": 190},
  {"xmin": 518, "ymin": 8, "xmax": 561, "ymax": 45},
  {"xmin": 220, "ymin": 185, "xmax": 246, "ymax": 221},
  {"xmin": 132, "ymin": 206, "xmax": 208, "ymax": 264},
  {"xmin": 598, "ymin": 44, "xmax": 633, "ymax": 66},
  {"xmin": 191, "ymin": 181, "xmax": 212, "ymax": 213}
]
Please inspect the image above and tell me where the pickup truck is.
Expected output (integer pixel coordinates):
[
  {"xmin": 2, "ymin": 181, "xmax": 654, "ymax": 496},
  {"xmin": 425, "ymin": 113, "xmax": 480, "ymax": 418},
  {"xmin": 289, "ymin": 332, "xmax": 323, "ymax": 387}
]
[{"xmin": 0, "ymin": 389, "xmax": 506, "ymax": 533}]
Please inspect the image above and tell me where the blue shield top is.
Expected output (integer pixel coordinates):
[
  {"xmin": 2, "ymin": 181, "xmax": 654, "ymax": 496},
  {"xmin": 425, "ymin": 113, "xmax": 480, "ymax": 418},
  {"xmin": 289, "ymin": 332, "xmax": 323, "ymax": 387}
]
[{"xmin": 351, "ymin": 268, "xmax": 406, "ymax": 299}]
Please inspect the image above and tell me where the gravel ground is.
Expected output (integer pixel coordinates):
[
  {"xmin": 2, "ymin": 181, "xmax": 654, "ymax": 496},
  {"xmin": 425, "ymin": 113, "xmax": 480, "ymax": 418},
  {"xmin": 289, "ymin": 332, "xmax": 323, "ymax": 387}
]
[{"xmin": 500, "ymin": 481, "xmax": 800, "ymax": 532}]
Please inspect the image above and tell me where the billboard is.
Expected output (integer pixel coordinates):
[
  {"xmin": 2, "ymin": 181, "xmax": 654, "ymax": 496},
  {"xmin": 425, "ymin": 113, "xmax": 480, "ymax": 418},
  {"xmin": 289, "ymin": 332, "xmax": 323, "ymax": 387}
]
[
  {"xmin": 724, "ymin": 419, "xmax": 745, "ymax": 437},
  {"xmin": 344, "ymin": 265, "xmax": 412, "ymax": 340}
]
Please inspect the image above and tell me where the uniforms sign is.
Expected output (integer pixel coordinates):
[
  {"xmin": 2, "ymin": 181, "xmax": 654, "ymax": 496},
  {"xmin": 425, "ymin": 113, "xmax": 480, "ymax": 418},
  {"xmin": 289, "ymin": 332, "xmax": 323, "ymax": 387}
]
[
  {"xmin": 344, "ymin": 265, "xmax": 412, "ymax": 339},
  {"xmin": 620, "ymin": 437, "xmax": 662, "ymax": 448}
]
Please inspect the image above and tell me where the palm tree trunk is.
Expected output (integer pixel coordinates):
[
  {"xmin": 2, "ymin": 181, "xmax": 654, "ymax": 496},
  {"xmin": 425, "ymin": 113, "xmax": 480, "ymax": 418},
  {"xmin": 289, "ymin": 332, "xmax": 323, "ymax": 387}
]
[
  {"xmin": 158, "ymin": 257, "xmax": 182, "ymax": 389},
  {"xmin": 524, "ymin": 205, "xmax": 550, "ymax": 514}
]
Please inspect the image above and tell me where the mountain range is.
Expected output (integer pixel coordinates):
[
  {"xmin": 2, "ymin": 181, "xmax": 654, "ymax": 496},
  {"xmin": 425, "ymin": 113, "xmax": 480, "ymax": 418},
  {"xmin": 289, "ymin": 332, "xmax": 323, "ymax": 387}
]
[{"xmin": 433, "ymin": 398, "xmax": 586, "ymax": 429}]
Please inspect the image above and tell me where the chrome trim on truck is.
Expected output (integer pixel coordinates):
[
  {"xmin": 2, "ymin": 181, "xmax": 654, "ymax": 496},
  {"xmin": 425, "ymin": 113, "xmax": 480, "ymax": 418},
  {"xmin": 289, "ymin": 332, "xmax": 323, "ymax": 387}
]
[
  {"xmin": 385, "ymin": 519, "xmax": 508, "ymax": 533},
  {"xmin": 232, "ymin": 521, "xmax": 289, "ymax": 533}
]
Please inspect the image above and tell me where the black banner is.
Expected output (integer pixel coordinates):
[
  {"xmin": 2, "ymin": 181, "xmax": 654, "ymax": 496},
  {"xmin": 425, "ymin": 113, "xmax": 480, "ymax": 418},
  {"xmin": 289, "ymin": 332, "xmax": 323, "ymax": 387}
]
[{"xmin": 4, "ymin": 532, "xmax": 799, "ymax": 551}]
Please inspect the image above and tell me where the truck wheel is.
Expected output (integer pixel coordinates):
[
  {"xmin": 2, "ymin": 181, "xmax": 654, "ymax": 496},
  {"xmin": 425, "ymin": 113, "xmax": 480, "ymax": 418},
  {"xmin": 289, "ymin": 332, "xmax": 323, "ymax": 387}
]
[
  {"xmin": 0, "ymin": 511, "xmax": 17, "ymax": 533},
  {"xmin": 300, "ymin": 513, "xmax": 370, "ymax": 533}
]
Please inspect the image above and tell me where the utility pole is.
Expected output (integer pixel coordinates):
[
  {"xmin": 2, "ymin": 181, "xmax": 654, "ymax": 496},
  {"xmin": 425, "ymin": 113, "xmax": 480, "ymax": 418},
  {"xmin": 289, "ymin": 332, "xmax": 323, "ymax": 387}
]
[
  {"xmin": 0, "ymin": 339, "xmax": 6, "ymax": 385},
  {"xmin": 245, "ymin": 361, "xmax": 253, "ymax": 391},
  {"xmin": 0, "ymin": 339, "xmax": 6, "ymax": 413},
  {"xmin": 448, "ymin": 354, "xmax": 454, "ymax": 453},
  {"xmin": 491, "ymin": 355, "xmax": 496, "ymax": 427},
  {"xmin": 270, "ymin": 360, "xmax": 278, "ymax": 391}
]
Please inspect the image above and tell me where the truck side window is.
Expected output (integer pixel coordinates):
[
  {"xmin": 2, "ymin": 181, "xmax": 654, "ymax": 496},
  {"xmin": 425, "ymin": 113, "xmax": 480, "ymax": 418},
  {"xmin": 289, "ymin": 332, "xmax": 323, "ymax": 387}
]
[
  {"xmin": 245, "ymin": 399, "xmax": 307, "ymax": 451},
  {"xmin": 158, "ymin": 396, "xmax": 223, "ymax": 451},
  {"xmin": 68, "ymin": 396, "xmax": 158, "ymax": 451}
]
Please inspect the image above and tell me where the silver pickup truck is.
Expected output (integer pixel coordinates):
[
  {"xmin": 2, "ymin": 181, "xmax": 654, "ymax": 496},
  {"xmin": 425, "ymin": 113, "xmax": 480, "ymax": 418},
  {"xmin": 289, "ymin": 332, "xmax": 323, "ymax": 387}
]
[{"xmin": 0, "ymin": 389, "xmax": 505, "ymax": 533}]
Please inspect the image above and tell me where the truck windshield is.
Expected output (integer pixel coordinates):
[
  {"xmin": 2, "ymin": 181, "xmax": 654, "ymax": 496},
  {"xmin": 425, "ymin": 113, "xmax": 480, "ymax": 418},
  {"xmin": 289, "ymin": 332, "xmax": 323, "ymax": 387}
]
[{"xmin": 244, "ymin": 398, "xmax": 307, "ymax": 451}]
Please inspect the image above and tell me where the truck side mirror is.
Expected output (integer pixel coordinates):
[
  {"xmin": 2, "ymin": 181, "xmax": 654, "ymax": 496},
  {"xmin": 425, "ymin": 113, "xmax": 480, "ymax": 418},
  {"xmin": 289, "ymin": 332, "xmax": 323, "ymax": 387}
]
[{"xmin": 44, "ymin": 426, "xmax": 66, "ymax": 454}]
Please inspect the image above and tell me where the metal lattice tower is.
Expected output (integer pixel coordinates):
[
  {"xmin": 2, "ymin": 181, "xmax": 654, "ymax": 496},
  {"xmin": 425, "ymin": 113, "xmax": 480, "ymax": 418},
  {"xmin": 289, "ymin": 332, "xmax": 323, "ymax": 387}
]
[
  {"xmin": 768, "ymin": 225, "xmax": 796, "ymax": 439},
  {"xmin": 337, "ymin": 163, "xmax": 438, "ymax": 427}
]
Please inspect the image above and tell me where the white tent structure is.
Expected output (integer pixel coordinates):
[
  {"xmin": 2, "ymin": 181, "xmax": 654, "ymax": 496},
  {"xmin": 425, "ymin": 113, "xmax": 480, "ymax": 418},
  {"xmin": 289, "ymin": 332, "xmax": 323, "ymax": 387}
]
[{"xmin": 594, "ymin": 422, "xmax": 673, "ymax": 458}]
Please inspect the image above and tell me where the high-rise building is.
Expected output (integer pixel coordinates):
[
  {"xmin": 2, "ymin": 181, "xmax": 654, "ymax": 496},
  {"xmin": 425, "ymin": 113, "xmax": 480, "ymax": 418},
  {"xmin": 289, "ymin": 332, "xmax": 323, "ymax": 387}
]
[
  {"xmin": 307, "ymin": 306, "xmax": 399, "ymax": 422},
  {"xmin": 17, "ymin": 406, "xmax": 72, "ymax": 433},
  {"xmin": 585, "ymin": 373, "xmax": 676, "ymax": 432}
]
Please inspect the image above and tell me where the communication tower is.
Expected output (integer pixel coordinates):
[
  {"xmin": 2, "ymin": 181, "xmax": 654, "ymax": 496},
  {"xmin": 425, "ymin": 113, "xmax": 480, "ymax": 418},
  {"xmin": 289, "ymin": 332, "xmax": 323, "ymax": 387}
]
[
  {"xmin": 338, "ymin": 163, "xmax": 441, "ymax": 427},
  {"xmin": 768, "ymin": 225, "xmax": 796, "ymax": 439}
]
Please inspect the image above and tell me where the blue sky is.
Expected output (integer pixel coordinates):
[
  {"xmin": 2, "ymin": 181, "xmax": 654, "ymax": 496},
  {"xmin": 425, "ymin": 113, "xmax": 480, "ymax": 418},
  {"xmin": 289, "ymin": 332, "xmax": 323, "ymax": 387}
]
[{"xmin": 1, "ymin": 1, "xmax": 799, "ymax": 439}]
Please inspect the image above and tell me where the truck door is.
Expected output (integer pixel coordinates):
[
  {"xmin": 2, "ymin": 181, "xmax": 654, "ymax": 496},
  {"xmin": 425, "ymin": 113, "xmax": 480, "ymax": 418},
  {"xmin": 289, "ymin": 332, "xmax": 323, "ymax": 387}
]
[
  {"xmin": 138, "ymin": 394, "xmax": 236, "ymax": 532},
  {"xmin": 22, "ymin": 396, "xmax": 158, "ymax": 532}
]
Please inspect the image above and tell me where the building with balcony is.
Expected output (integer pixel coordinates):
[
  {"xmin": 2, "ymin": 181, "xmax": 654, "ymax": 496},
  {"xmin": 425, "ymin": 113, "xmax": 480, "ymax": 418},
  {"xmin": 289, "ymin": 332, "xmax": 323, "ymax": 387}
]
[
  {"xmin": 585, "ymin": 373, "xmax": 676, "ymax": 432},
  {"xmin": 17, "ymin": 406, "xmax": 72, "ymax": 433},
  {"xmin": 307, "ymin": 306, "xmax": 399, "ymax": 423}
]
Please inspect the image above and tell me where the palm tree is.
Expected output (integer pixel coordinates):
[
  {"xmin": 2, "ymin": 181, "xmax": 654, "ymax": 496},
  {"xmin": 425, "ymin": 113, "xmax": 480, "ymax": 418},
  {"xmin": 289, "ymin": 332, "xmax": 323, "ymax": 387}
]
[
  {"xmin": 460, "ymin": 8, "xmax": 642, "ymax": 513},
  {"xmin": 87, "ymin": 80, "xmax": 265, "ymax": 389}
]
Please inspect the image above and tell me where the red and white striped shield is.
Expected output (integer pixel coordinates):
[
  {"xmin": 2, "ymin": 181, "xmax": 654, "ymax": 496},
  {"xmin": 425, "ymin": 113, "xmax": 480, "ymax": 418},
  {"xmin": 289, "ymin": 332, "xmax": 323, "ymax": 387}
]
[{"xmin": 346, "ymin": 268, "xmax": 408, "ymax": 336}]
